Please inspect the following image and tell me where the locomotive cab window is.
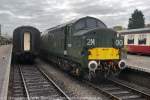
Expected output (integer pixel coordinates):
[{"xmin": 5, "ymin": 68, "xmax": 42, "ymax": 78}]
[
  {"xmin": 138, "ymin": 34, "xmax": 147, "ymax": 45},
  {"xmin": 127, "ymin": 34, "xmax": 134, "ymax": 44},
  {"xmin": 24, "ymin": 32, "xmax": 31, "ymax": 51}
]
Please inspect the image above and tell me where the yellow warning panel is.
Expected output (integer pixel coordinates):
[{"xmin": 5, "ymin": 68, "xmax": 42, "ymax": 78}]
[{"xmin": 88, "ymin": 48, "xmax": 119, "ymax": 60}]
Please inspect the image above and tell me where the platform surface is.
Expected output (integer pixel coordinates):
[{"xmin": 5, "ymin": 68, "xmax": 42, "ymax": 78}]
[
  {"xmin": 0, "ymin": 45, "xmax": 12, "ymax": 100},
  {"xmin": 126, "ymin": 54, "xmax": 150, "ymax": 73}
]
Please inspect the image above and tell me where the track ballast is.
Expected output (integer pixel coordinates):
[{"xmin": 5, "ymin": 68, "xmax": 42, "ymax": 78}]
[{"xmin": 85, "ymin": 78, "xmax": 150, "ymax": 100}]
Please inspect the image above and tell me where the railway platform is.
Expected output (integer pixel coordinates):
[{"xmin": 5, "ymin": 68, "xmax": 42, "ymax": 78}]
[
  {"xmin": 126, "ymin": 54, "xmax": 150, "ymax": 73},
  {"xmin": 0, "ymin": 45, "xmax": 12, "ymax": 100}
]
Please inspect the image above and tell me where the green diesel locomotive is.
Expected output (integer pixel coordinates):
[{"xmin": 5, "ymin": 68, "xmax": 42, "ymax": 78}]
[{"xmin": 40, "ymin": 16, "xmax": 126, "ymax": 80}]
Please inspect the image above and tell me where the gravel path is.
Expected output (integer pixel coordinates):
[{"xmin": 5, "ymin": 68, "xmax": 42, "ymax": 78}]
[{"xmin": 36, "ymin": 59, "xmax": 110, "ymax": 100}]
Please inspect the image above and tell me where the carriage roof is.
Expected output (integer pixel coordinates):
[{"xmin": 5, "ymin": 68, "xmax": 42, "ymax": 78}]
[{"xmin": 118, "ymin": 28, "xmax": 150, "ymax": 35}]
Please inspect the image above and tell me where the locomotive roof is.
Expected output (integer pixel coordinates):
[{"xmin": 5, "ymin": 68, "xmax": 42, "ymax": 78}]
[
  {"xmin": 118, "ymin": 27, "xmax": 150, "ymax": 34},
  {"xmin": 46, "ymin": 16, "xmax": 107, "ymax": 31}
]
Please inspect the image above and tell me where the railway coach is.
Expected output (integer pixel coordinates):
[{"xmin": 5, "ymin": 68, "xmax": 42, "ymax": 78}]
[
  {"xmin": 40, "ymin": 16, "xmax": 126, "ymax": 80},
  {"xmin": 119, "ymin": 28, "xmax": 150, "ymax": 55},
  {"xmin": 13, "ymin": 26, "xmax": 40, "ymax": 63}
]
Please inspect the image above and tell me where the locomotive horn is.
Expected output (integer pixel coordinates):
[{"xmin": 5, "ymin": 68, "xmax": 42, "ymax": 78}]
[
  {"xmin": 118, "ymin": 60, "xmax": 126, "ymax": 69},
  {"xmin": 88, "ymin": 61, "xmax": 98, "ymax": 72}
]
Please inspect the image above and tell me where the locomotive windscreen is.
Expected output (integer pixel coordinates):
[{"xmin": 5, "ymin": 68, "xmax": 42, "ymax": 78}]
[{"xmin": 24, "ymin": 32, "xmax": 31, "ymax": 51}]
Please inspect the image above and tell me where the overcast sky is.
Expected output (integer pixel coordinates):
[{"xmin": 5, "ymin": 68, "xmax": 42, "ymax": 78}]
[{"xmin": 0, "ymin": 0, "xmax": 150, "ymax": 36}]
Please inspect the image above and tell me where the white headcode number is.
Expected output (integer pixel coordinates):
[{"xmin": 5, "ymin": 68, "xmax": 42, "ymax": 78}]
[
  {"xmin": 115, "ymin": 40, "xmax": 123, "ymax": 46},
  {"xmin": 87, "ymin": 39, "xmax": 95, "ymax": 46}
]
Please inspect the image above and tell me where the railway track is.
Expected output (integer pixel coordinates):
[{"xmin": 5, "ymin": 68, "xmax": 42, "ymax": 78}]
[
  {"xmin": 8, "ymin": 64, "xmax": 71, "ymax": 100},
  {"xmin": 85, "ymin": 78, "xmax": 150, "ymax": 100}
]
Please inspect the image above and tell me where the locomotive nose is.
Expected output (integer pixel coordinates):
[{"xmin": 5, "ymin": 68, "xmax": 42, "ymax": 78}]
[
  {"xmin": 88, "ymin": 61, "xmax": 98, "ymax": 72},
  {"xmin": 118, "ymin": 60, "xmax": 126, "ymax": 69}
]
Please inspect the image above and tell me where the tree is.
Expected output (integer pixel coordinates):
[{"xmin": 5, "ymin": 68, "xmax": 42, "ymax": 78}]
[{"xmin": 128, "ymin": 9, "xmax": 145, "ymax": 29}]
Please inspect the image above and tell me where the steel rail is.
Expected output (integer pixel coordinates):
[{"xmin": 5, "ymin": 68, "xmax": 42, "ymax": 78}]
[
  {"xmin": 84, "ymin": 80, "xmax": 121, "ymax": 100},
  {"xmin": 37, "ymin": 67, "xmax": 71, "ymax": 100},
  {"xmin": 19, "ymin": 65, "xmax": 30, "ymax": 100},
  {"xmin": 108, "ymin": 78, "xmax": 150, "ymax": 99},
  {"xmin": 85, "ymin": 78, "xmax": 150, "ymax": 100}
]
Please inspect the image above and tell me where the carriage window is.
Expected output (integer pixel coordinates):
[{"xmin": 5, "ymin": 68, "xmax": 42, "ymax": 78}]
[
  {"xmin": 138, "ymin": 34, "xmax": 147, "ymax": 45},
  {"xmin": 127, "ymin": 35, "xmax": 134, "ymax": 44}
]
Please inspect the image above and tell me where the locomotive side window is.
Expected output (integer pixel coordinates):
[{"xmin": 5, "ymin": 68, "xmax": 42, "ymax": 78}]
[
  {"xmin": 127, "ymin": 34, "xmax": 134, "ymax": 44},
  {"xmin": 138, "ymin": 34, "xmax": 147, "ymax": 45}
]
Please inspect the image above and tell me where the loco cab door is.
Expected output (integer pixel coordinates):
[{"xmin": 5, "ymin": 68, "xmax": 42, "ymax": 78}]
[{"xmin": 23, "ymin": 32, "xmax": 31, "ymax": 51}]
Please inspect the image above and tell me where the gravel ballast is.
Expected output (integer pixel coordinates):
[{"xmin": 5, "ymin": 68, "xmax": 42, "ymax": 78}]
[{"xmin": 36, "ymin": 59, "xmax": 110, "ymax": 100}]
